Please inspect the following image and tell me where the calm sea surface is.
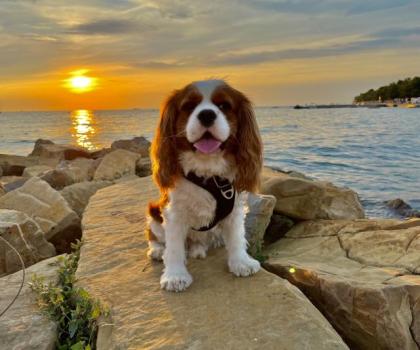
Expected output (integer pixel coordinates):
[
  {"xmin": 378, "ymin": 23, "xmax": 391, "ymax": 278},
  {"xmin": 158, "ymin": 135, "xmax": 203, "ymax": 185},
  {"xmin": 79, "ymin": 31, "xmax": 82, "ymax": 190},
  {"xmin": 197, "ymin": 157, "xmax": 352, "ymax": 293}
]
[{"xmin": 1, "ymin": 108, "xmax": 419, "ymax": 218}]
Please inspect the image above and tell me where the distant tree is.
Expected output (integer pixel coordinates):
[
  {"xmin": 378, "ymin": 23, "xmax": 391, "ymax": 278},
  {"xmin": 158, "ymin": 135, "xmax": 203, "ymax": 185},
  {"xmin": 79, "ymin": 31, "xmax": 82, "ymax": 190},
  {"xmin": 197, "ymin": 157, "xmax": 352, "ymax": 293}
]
[{"xmin": 354, "ymin": 76, "xmax": 420, "ymax": 102}]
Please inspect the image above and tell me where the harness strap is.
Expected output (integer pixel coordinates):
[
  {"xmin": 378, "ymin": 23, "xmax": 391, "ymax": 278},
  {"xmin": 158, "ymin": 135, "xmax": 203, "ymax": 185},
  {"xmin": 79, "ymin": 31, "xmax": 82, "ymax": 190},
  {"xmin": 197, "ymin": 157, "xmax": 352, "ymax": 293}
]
[{"xmin": 185, "ymin": 172, "xmax": 235, "ymax": 231}]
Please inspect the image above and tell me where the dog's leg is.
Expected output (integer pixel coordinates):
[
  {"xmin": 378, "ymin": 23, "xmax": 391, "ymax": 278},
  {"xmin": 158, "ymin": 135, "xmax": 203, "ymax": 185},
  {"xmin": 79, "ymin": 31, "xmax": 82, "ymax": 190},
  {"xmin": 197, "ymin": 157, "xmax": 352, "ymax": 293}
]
[
  {"xmin": 160, "ymin": 218, "xmax": 192, "ymax": 292},
  {"xmin": 146, "ymin": 217, "xmax": 165, "ymax": 261},
  {"xmin": 222, "ymin": 196, "xmax": 260, "ymax": 277}
]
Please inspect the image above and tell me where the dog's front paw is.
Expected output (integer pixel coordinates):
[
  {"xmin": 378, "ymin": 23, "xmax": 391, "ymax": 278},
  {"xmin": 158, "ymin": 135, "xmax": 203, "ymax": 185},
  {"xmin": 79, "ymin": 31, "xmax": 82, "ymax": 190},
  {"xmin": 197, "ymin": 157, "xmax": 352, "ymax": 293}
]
[
  {"xmin": 160, "ymin": 269, "xmax": 193, "ymax": 292},
  {"xmin": 229, "ymin": 255, "xmax": 261, "ymax": 277}
]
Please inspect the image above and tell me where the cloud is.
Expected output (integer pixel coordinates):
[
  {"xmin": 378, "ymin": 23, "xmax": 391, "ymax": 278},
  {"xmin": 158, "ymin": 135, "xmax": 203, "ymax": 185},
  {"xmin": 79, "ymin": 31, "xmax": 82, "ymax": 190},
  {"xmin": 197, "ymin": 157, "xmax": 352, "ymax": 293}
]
[
  {"xmin": 244, "ymin": 0, "xmax": 416, "ymax": 15},
  {"xmin": 67, "ymin": 18, "xmax": 140, "ymax": 35}
]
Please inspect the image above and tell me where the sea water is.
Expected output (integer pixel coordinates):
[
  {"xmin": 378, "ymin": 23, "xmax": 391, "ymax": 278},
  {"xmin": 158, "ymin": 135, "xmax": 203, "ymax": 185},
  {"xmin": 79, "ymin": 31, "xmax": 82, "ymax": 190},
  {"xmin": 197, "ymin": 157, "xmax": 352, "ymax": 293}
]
[{"xmin": 1, "ymin": 107, "xmax": 419, "ymax": 218}]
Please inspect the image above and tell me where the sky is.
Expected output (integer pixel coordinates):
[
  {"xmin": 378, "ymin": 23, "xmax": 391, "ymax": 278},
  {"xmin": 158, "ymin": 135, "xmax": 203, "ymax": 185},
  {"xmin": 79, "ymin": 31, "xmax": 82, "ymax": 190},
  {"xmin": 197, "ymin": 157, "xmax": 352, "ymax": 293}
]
[{"xmin": 1, "ymin": 0, "xmax": 420, "ymax": 111}]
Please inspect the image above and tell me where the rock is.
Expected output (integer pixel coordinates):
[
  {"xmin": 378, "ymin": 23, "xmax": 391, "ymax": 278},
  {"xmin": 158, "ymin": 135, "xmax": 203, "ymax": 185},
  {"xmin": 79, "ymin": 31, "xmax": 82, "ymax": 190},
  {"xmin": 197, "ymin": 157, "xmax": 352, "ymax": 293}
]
[
  {"xmin": 93, "ymin": 149, "xmax": 141, "ymax": 181},
  {"xmin": 90, "ymin": 147, "xmax": 112, "ymax": 159},
  {"xmin": 245, "ymin": 193, "xmax": 276, "ymax": 256},
  {"xmin": 111, "ymin": 136, "xmax": 150, "ymax": 157},
  {"xmin": 22, "ymin": 165, "xmax": 53, "ymax": 178},
  {"xmin": 57, "ymin": 158, "xmax": 99, "ymax": 182},
  {"xmin": 0, "ymin": 154, "xmax": 40, "ymax": 176},
  {"xmin": 0, "ymin": 166, "xmax": 2, "ymax": 177},
  {"xmin": 0, "ymin": 209, "xmax": 56, "ymax": 276},
  {"xmin": 3, "ymin": 177, "xmax": 29, "ymax": 192},
  {"xmin": 385, "ymin": 198, "xmax": 420, "ymax": 218},
  {"xmin": 30, "ymin": 139, "xmax": 91, "ymax": 161},
  {"xmin": 0, "ymin": 255, "xmax": 60, "ymax": 350},
  {"xmin": 135, "ymin": 157, "xmax": 152, "ymax": 177},
  {"xmin": 40, "ymin": 169, "xmax": 75, "ymax": 190},
  {"xmin": 76, "ymin": 177, "xmax": 348, "ymax": 350},
  {"xmin": 0, "ymin": 183, "xmax": 5, "ymax": 197},
  {"xmin": 264, "ymin": 218, "xmax": 420, "ymax": 350},
  {"xmin": 40, "ymin": 158, "xmax": 100, "ymax": 190},
  {"xmin": 60, "ymin": 180, "xmax": 113, "ymax": 217},
  {"xmin": 264, "ymin": 213, "xmax": 295, "ymax": 244},
  {"xmin": 261, "ymin": 168, "xmax": 365, "ymax": 220},
  {"xmin": 0, "ymin": 177, "xmax": 81, "ymax": 253}
]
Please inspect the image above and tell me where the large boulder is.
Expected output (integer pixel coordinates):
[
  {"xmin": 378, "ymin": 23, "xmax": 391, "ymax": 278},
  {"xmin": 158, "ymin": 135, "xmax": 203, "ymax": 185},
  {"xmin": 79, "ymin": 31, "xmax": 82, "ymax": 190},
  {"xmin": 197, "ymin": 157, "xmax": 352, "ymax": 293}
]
[
  {"xmin": 245, "ymin": 193, "xmax": 276, "ymax": 256},
  {"xmin": 111, "ymin": 136, "xmax": 150, "ymax": 157},
  {"xmin": 0, "ymin": 209, "xmax": 56, "ymax": 276},
  {"xmin": 60, "ymin": 180, "xmax": 113, "ymax": 217},
  {"xmin": 76, "ymin": 177, "xmax": 348, "ymax": 350},
  {"xmin": 0, "ymin": 255, "xmax": 60, "ymax": 350},
  {"xmin": 261, "ymin": 168, "xmax": 365, "ymax": 220},
  {"xmin": 93, "ymin": 149, "xmax": 141, "ymax": 181},
  {"xmin": 39, "ymin": 158, "xmax": 100, "ymax": 190},
  {"xmin": 0, "ymin": 177, "xmax": 80, "ymax": 253},
  {"xmin": 264, "ymin": 218, "xmax": 420, "ymax": 350},
  {"xmin": 0, "ymin": 154, "xmax": 40, "ymax": 176},
  {"xmin": 30, "ymin": 139, "xmax": 91, "ymax": 161},
  {"xmin": 385, "ymin": 198, "xmax": 420, "ymax": 218}
]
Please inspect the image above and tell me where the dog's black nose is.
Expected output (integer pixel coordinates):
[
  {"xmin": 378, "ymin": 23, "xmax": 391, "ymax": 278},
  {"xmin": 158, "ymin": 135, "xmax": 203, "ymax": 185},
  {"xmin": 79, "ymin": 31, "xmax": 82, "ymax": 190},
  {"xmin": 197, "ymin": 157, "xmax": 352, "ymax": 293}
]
[{"xmin": 197, "ymin": 109, "xmax": 217, "ymax": 127}]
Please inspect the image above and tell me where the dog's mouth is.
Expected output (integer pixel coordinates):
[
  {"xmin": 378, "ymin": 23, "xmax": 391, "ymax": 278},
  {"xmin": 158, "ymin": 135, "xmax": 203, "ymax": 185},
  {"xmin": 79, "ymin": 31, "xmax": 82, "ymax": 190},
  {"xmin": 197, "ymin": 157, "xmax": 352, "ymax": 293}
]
[{"xmin": 193, "ymin": 131, "xmax": 222, "ymax": 154}]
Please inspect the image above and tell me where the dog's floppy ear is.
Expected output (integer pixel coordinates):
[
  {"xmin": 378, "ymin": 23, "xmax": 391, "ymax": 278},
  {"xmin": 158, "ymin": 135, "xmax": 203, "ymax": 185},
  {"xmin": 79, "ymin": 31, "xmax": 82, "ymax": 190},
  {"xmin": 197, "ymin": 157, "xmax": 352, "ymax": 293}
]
[
  {"xmin": 233, "ymin": 91, "xmax": 263, "ymax": 193},
  {"xmin": 151, "ymin": 90, "xmax": 182, "ymax": 191}
]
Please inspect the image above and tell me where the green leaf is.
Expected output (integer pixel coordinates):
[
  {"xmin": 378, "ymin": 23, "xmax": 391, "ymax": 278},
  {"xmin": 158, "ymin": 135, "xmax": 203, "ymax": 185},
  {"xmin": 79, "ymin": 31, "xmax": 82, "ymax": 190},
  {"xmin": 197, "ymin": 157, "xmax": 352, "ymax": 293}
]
[
  {"xmin": 70, "ymin": 341, "xmax": 84, "ymax": 350},
  {"xmin": 69, "ymin": 320, "xmax": 79, "ymax": 338}
]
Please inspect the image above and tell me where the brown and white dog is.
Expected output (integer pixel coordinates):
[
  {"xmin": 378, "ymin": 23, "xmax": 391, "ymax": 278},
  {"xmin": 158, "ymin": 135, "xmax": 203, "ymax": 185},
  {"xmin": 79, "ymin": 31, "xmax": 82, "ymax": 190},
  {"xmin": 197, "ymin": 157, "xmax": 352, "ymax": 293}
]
[{"xmin": 147, "ymin": 79, "xmax": 262, "ymax": 292}]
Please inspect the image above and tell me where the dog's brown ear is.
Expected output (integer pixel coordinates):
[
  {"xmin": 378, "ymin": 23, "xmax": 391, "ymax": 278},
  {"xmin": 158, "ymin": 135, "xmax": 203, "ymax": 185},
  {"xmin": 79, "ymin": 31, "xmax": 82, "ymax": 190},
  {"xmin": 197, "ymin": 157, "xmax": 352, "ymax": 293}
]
[
  {"xmin": 151, "ymin": 90, "xmax": 182, "ymax": 191},
  {"xmin": 234, "ymin": 91, "xmax": 263, "ymax": 193}
]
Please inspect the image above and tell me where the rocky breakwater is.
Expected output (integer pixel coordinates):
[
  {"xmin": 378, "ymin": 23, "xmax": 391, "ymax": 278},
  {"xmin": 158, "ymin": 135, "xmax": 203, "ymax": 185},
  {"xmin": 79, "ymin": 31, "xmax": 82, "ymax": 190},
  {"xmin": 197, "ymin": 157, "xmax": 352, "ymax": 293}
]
[
  {"xmin": 258, "ymin": 168, "xmax": 420, "ymax": 349},
  {"xmin": 76, "ymin": 176, "xmax": 347, "ymax": 349},
  {"xmin": 0, "ymin": 137, "xmax": 153, "ymax": 349}
]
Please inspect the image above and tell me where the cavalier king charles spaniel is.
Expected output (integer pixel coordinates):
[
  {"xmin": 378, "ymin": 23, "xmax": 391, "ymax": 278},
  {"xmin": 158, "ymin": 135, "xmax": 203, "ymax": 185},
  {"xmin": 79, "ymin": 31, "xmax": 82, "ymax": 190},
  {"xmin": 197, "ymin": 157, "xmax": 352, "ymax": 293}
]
[{"xmin": 147, "ymin": 79, "xmax": 262, "ymax": 292}]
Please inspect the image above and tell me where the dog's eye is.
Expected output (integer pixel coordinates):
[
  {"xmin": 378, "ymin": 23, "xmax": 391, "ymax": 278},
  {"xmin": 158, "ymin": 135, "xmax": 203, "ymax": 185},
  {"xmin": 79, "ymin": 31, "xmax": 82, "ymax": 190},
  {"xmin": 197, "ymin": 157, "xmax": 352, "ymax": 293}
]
[
  {"xmin": 181, "ymin": 101, "xmax": 196, "ymax": 112},
  {"xmin": 218, "ymin": 102, "xmax": 232, "ymax": 111}
]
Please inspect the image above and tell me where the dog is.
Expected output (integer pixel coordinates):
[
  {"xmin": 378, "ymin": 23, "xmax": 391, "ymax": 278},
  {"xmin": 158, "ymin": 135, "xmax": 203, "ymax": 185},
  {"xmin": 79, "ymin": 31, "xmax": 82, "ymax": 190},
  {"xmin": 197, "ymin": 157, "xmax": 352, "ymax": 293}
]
[{"xmin": 146, "ymin": 79, "xmax": 263, "ymax": 292}]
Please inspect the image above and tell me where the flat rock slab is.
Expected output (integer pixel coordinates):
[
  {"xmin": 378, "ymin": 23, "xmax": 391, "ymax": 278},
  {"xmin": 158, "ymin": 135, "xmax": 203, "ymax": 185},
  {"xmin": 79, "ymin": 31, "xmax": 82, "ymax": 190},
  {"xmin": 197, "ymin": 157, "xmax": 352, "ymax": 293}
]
[
  {"xmin": 77, "ymin": 177, "xmax": 348, "ymax": 350},
  {"xmin": 264, "ymin": 219, "xmax": 420, "ymax": 350},
  {"xmin": 0, "ymin": 255, "xmax": 60, "ymax": 350}
]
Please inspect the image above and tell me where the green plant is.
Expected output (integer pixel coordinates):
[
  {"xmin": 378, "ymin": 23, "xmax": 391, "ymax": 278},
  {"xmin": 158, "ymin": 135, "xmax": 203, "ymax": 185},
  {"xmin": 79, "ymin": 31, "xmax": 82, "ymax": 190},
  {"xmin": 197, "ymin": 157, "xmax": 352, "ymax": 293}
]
[
  {"xmin": 249, "ymin": 239, "xmax": 268, "ymax": 264},
  {"xmin": 30, "ymin": 241, "xmax": 106, "ymax": 350}
]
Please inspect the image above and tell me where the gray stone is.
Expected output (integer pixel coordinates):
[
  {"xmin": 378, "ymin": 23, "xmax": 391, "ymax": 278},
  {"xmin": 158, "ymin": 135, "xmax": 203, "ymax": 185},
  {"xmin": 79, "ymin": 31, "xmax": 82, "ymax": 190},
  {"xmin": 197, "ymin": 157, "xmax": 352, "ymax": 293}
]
[
  {"xmin": 30, "ymin": 139, "xmax": 91, "ymax": 161},
  {"xmin": 245, "ymin": 193, "xmax": 276, "ymax": 256},
  {"xmin": 0, "ymin": 209, "xmax": 56, "ymax": 276},
  {"xmin": 0, "ymin": 154, "xmax": 40, "ymax": 176},
  {"xmin": 261, "ymin": 167, "xmax": 365, "ymax": 220},
  {"xmin": 60, "ymin": 180, "xmax": 113, "ymax": 217},
  {"xmin": 22, "ymin": 165, "xmax": 53, "ymax": 178},
  {"xmin": 94, "ymin": 149, "xmax": 141, "ymax": 181},
  {"xmin": 0, "ymin": 255, "xmax": 60, "ymax": 350},
  {"xmin": 264, "ymin": 218, "xmax": 420, "ymax": 350},
  {"xmin": 0, "ymin": 177, "xmax": 80, "ymax": 252},
  {"xmin": 111, "ymin": 136, "xmax": 150, "ymax": 157},
  {"xmin": 76, "ymin": 177, "xmax": 348, "ymax": 350}
]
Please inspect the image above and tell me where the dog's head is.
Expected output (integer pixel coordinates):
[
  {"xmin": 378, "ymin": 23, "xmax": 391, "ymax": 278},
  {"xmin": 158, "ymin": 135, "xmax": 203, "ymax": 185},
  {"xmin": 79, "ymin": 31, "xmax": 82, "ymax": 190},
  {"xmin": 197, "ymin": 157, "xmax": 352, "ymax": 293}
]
[{"xmin": 151, "ymin": 79, "xmax": 262, "ymax": 193}]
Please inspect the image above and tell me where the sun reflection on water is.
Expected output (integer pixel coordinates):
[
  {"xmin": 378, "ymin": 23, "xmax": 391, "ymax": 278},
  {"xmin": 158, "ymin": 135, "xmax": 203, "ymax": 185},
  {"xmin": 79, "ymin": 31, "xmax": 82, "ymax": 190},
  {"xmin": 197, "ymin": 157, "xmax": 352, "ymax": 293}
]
[{"xmin": 71, "ymin": 109, "xmax": 96, "ymax": 150}]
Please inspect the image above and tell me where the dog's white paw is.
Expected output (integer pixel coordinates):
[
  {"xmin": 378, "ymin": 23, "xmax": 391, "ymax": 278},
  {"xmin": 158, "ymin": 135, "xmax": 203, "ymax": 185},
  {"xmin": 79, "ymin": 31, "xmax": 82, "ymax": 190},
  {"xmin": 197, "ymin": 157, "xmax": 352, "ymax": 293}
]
[
  {"xmin": 160, "ymin": 269, "xmax": 193, "ymax": 292},
  {"xmin": 147, "ymin": 241, "xmax": 164, "ymax": 261},
  {"xmin": 229, "ymin": 255, "xmax": 261, "ymax": 277},
  {"xmin": 188, "ymin": 243, "xmax": 207, "ymax": 259}
]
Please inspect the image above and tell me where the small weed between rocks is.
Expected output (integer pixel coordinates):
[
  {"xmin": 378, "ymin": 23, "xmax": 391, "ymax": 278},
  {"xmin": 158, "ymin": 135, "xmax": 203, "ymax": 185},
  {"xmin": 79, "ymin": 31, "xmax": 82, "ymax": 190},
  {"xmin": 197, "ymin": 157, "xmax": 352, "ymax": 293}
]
[
  {"xmin": 250, "ymin": 240, "xmax": 268, "ymax": 264},
  {"xmin": 30, "ymin": 241, "xmax": 107, "ymax": 350}
]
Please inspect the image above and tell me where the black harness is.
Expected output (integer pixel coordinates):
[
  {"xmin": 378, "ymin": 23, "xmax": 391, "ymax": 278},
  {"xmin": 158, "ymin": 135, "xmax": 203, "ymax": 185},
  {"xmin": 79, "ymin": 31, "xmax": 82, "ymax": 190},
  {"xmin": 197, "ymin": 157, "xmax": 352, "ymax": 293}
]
[{"xmin": 185, "ymin": 172, "xmax": 236, "ymax": 231}]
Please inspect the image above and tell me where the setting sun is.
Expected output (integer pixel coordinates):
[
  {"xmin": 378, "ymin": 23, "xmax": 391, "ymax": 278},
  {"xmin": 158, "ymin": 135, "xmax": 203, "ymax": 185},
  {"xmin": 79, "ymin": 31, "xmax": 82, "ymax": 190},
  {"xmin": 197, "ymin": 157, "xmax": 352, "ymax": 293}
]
[{"xmin": 65, "ymin": 70, "xmax": 97, "ymax": 93}]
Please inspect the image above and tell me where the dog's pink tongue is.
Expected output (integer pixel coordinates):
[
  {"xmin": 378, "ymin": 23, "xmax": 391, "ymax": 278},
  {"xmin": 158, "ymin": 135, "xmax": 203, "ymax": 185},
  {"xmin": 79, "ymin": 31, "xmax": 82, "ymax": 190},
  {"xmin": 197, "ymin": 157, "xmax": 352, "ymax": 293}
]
[{"xmin": 193, "ymin": 138, "xmax": 222, "ymax": 154}]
